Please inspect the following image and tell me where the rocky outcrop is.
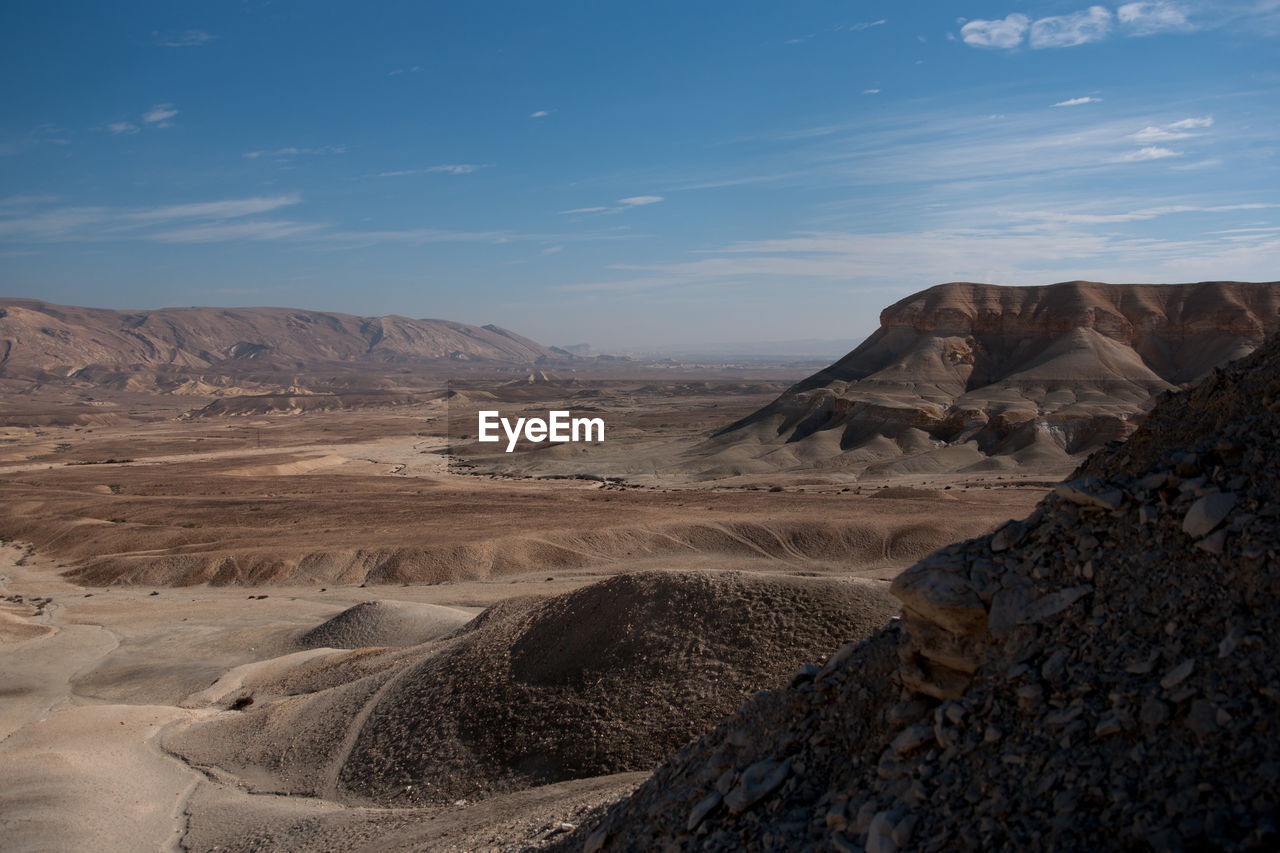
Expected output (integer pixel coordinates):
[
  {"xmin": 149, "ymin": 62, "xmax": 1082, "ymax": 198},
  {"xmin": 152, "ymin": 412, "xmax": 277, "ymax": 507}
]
[
  {"xmin": 560, "ymin": 331, "xmax": 1280, "ymax": 851},
  {"xmin": 699, "ymin": 280, "xmax": 1280, "ymax": 478},
  {"xmin": 0, "ymin": 299, "xmax": 561, "ymax": 386}
]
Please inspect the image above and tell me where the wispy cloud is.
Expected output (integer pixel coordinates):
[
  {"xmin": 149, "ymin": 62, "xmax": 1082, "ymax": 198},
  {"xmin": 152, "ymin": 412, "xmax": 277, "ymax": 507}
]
[
  {"xmin": 555, "ymin": 200, "xmax": 1280, "ymax": 295},
  {"xmin": 848, "ymin": 20, "xmax": 887, "ymax": 31},
  {"xmin": 560, "ymin": 197, "xmax": 664, "ymax": 216},
  {"xmin": 541, "ymin": 245, "xmax": 564, "ymax": 255},
  {"xmin": 123, "ymin": 195, "xmax": 302, "ymax": 222},
  {"xmin": 1117, "ymin": 1, "xmax": 1192, "ymax": 34},
  {"xmin": 530, "ymin": 109, "xmax": 553, "ymax": 119},
  {"xmin": 101, "ymin": 104, "xmax": 177, "ymax": 135},
  {"xmin": 1120, "ymin": 145, "xmax": 1180, "ymax": 161},
  {"xmin": 960, "ymin": 14, "xmax": 1030, "ymax": 48},
  {"xmin": 153, "ymin": 30, "xmax": 216, "ymax": 47},
  {"xmin": 2, "ymin": 124, "xmax": 71, "ymax": 153},
  {"xmin": 388, "ymin": 65, "xmax": 421, "ymax": 76},
  {"xmin": 1030, "ymin": 6, "xmax": 1113, "ymax": 48},
  {"xmin": 0, "ymin": 194, "xmax": 645, "ymax": 249},
  {"xmin": 243, "ymin": 145, "xmax": 346, "ymax": 159},
  {"xmin": 1055, "ymin": 96, "xmax": 1102, "ymax": 107},
  {"xmin": 0, "ymin": 194, "xmax": 304, "ymax": 241},
  {"xmin": 1128, "ymin": 116, "xmax": 1212, "ymax": 144},
  {"xmin": 142, "ymin": 104, "xmax": 178, "ymax": 127},
  {"xmin": 1169, "ymin": 157, "xmax": 1224, "ymax": 171},
  {"xmin": 148, "ymin": 220, "xmax": 322, "ymax": 243},
  {"xmin": 376, "ymin": 163, "xmax": 485, "ymax": 177},
  {"xmin": 961, "ymin": 2, "xmax": 1215, "ymax": 49},
  {"xmin": 863, "ymin": 88, "xmax": 881, "ymax": 95}
]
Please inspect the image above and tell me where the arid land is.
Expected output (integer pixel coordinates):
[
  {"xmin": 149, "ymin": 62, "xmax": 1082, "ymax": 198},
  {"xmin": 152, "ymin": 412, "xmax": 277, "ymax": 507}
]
[
  {"xmin": 0, "ymin": 375, "xmax": 1043, "ymax": 851},
  {"xmin": 4, "ymin": 282, "xmax": 1273, "ymax": 851}
]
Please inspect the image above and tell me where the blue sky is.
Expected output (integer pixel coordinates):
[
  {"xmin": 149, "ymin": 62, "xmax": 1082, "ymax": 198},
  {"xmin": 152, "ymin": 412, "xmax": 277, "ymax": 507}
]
[{"xmin": 1, "ymin": 1, "xmax": 1277, "ymax": 348}]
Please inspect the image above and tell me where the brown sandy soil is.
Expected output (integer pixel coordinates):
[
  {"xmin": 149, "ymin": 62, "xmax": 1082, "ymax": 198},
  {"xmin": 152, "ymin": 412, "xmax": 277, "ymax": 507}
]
[
  {"xmin": 0, "ymin": 543, "xmax": 667, "ymax": 851},
  {"xmin": 0, "ymin": 401, "xmax": 1042, "ymax": 589},
  {"xmin": 0, "ymin": 384, "xmax": 1048, "ymax": 852}
]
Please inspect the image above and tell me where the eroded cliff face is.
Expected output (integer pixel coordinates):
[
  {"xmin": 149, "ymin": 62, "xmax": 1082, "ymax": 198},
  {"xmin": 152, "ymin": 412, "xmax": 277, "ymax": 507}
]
[
  {"xmin": 562, "ymin": 319, "xmax": 1280, "ymax": 853},
  {"xmin": 699, "ymin": 281, "xmax": 1280, "ymax": 479}
]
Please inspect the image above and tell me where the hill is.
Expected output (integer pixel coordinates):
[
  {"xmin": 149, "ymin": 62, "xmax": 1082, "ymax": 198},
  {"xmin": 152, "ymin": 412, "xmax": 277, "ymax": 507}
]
[
  {"xmin": 696, "ymin": 280, "xmax": 1280, "ymax": 480},
  {"xmin": 0, "ymin": 299, "xmax": 560, "ymax": 391},
  {"xmin": 166, "ymin": 571, "xmax": 900, "ymax": 806},
  {"xmin": 563, "ymin": 331, "xmax": 1280, "ymax": 851}
]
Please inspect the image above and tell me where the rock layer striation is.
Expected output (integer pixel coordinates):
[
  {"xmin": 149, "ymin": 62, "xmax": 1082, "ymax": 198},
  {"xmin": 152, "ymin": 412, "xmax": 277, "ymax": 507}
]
[
  {"xmin": 565, "ymin": 330, "xmax": 1280, "ymax": 851},
  {"xmin": 700, "ymin": 280, "xmax": 1280, "ymax": 478}
]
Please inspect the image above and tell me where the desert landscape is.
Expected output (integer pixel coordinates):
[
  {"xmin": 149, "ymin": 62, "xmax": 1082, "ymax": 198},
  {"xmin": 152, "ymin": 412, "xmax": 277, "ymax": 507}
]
[
  {"xmin": 2, "ymin": 278, "xmax": 1278, "ymax": 851},
  {"xmin": 5, "ymin": 4, "xmax": 1280, "ymax": 849}
]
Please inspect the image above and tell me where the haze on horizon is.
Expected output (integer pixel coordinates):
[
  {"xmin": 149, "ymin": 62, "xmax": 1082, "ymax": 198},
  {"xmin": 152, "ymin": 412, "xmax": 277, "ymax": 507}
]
[{"xmin": 1, "ymin": 0, "xmax": 1278, "ymax": 349}]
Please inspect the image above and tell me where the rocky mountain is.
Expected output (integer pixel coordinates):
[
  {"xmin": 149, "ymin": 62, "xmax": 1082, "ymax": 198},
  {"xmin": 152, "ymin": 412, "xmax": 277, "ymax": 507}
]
[
  {"xmin": 697, "ymin": 280, "xmax": 1280, "ymax": 479},
  {"xmin": 0, "ymin": 299, "xmax": 559, "ymax": 387},
  {"xmin": 563, "ymin": 327, "xmax": 1280, "ymax": 851}
]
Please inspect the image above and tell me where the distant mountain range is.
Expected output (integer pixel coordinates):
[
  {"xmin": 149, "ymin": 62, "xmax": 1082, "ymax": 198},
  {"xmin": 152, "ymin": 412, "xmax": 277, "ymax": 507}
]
[
  {"xmin": 0, "ymin": 299, "xmax": 562, "ymax": 391},
  {"xmin": 695, "ymin": 280, "xmax": 1280, "ymax": 479}
]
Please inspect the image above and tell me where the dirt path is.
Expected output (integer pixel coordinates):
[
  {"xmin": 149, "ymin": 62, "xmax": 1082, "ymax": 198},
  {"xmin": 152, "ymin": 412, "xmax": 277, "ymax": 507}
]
[{"xmin": 0, "ymin": 435, "xmax": 450, "ymax": 477}]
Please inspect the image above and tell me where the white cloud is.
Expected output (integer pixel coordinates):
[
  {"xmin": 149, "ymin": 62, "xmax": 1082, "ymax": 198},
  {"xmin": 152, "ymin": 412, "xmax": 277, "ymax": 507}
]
[
  {"xmin": 1132, "ymin": 126, "xmax": 1191, "ymax": 141},
  {"xmin": 1131, "ymin": 116, "xmax": 1213, "ymax": 141},
  {"xmin": 0, "ymin": 194, "xmax": 304, "ymax": 241},
  {"xmin": 1117, "ymin": 1, "xmax": 1192, "ymax": 34},
  {"xmin": 0, "ymin": 207, "xmax": 111, "ymax": 239},
  {"xmin": 0, "ymin": 194, "xmax": 639, "ymax": 249},
  {"xmin": 107, "ymin": 122, "xmax": 139, "ymax": 135},
  {"xmin": 1030, "ymin": 6, "xmax": 1113, "ymax": 48},
  {"xmin": 142, "ymin": 104, "xmax": 178, "ymax": 127},
  {"xmin": 154, "ymin": 30, "xmax": 216, "ymax": 47},
  {"xmin": 863, "ymin": 88, "xmax": 881, "ymax": 94},
  {"xmin": 124, "ymin": 195, "xmax": 302, "ymax": 223},
  {"xmin": 960, "ymin": 14, "xmax": 1030, "ymax": 48},
  {"xmin": 557, "ymin": 201, "xmax": 1280, "ymax": 296},
  {"xmin": 530, "ymin": 109, "xmax": 552, "ymax": 118},
  {"xmin": 244, "ymin": 145, "xmax": 346, "ymax": 160},
  {"xmin": 427, "ymin": 164, "xmax": 480, "ymax": 174},
  {"xmin": 1120, "ymin": 145, "xmax": 1180, "ymax": 161},
  {"xmin": 541, "ymin": 245, "xmax": 564, "ymax": 255},
  {"xmin": 1054, "ymin": 96, "xmax": 1102, "ymax": 107},
  {"xmin": 388, "ymin": 66, "xmax": 421, "ymax": 76},
  {"xmin": 147, "ymin": 220, "xmax": 322, "ymax": 243},
  {"xmin": 1169, "ymin": 157, "xmax": 1223, "ymax": 171},
  {"xmin": 849, "ymin": 20, "xmax": 887, "ymax": 31},
  {"xmin": 558, "ymin": 197, "xmax": 663, "ymax": 216},
  {"xmin": 376, "ymin": 164, "xmax": 484, "ymax": 177}
]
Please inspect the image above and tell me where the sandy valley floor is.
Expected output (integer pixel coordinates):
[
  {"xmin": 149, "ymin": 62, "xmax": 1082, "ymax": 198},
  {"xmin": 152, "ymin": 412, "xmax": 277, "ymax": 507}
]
[{"xmin": 0, "ymin": 390, "xmax": 1050, "ymax": 851}]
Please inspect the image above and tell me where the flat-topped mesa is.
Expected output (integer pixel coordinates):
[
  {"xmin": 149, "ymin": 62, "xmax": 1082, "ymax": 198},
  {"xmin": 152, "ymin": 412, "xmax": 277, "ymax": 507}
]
[
  {"xmin": 700, "ymin": 280, "xmax": 1280, "ymax": 479},
  {"xmin": 875, "ymin": 280, "xmax": 1278, "ymax": 379}
]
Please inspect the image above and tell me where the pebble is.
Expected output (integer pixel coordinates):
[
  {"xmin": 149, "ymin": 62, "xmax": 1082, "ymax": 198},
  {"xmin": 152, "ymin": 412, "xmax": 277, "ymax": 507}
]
[{"xmin": 1181, "ymin": 492, "xmax": 1237, "ymax": 539}]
